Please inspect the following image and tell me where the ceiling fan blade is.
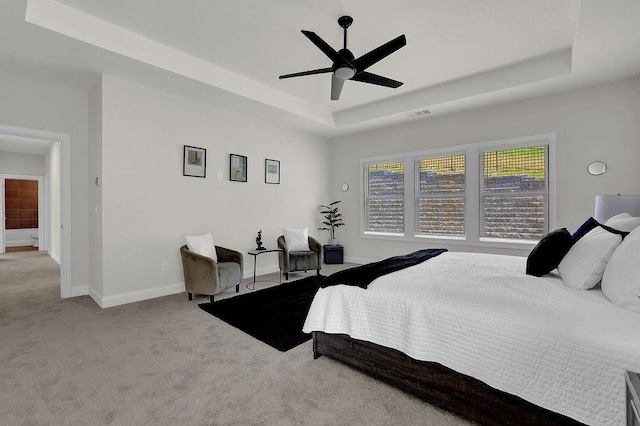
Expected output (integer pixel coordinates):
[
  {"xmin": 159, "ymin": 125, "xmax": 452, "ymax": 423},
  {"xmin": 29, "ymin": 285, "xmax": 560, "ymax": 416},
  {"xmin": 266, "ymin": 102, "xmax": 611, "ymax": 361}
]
[
  {"xmin": 351, "ymin": 71, "xmax": 403, "ymax": 88},
  {"xmin": 353, "ymin": 34, "xmax": 406, "ymax": 72},
  {"xmin": 302, "ymin": 30, "xmax": 341, "ymax": 62},
  {"xmin": 279, "ymin": 67, "xmax": 333, "ymax": 79},
  {"xmin": 331, "ymin": 75, "xmax": 345, "ymax": 101}
]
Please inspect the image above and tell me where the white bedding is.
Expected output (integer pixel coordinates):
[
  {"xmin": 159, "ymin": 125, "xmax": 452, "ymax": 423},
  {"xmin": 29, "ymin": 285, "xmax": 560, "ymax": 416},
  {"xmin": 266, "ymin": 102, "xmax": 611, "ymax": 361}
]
[{"xmin": 303, "ymin": 252, "xmax": 640, "ymax": 426}]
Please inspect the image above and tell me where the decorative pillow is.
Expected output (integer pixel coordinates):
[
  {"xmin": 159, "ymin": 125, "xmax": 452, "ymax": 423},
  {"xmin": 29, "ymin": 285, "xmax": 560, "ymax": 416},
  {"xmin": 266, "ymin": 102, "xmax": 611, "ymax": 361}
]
[
  {"xmin": 605, "ymin": 212, "xmax": 631, "ymax": 223},
  {"xmin": 604, "ymin": 215, "xmax": 640, "ymax": 233},
  {"xmin": 571, "ymin": 217, "xmax": 599, "ymax": 242},
  {"xmin": 283, "ymin": 228, "xmax": 310, "ymax": 251},
  {"xmin": 185, "ymin": 233, "xmax": 217, "ymax": 262},
  {"xmin": 601, "ymin": 226, "xmax": 640, "ymax": 313},
  {"xmin": 558, "ymin": 226, "xmax": 623, "ymax": 290},
  {"xmin": 526, "ymin": 228, "xmax": 573, "ymax": 277}
]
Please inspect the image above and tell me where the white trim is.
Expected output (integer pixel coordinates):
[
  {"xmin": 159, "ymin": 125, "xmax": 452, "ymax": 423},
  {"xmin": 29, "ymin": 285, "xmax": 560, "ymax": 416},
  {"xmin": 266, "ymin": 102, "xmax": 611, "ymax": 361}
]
[
  {"xmin": 71, "ymin": 285, "xmax": 88, "ymax": 297},
  {"xmin": 343, "ymin": 256, "xmax": 370, "ymax": 265},
  {"xmin": 360, "ymin": 133, "xmax": 556, "ymax": 248},
  {"xmin": 97, "ymin": 283, "xmax": 185, "ymax": 309},
  {"xmin": 49, "ymin": 250, "xmax": 60, "ymax": 265},
  {"xmin": 0, "ymin": 123, "xmax": 71, "ymax": 298}
]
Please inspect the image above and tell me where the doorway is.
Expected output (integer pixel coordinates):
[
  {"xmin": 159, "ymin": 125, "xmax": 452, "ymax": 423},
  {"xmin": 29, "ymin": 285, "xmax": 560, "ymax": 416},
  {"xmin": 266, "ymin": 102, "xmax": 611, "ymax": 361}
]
[
  {"xmin": 0, "ymin": 123, "xmax": 71, "ymax": 298},
  {"xmin": 1, "ymin": 175, "xmax": 45, "ymax": 253}
]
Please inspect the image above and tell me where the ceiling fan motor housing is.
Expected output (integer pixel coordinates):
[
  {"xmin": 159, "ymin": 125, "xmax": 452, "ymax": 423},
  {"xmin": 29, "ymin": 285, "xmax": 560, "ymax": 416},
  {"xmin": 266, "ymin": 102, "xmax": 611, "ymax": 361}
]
[{"xmin": 334, "ymin": 48, "xmax": 356, "ymax": 80}]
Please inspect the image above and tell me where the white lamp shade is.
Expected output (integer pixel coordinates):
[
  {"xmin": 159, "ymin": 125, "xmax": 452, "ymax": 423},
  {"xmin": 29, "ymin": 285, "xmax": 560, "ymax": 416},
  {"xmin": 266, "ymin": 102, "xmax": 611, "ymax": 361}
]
[{"xmin": 594, "ymin": 195, "xmax": 640, "ymax": 222}]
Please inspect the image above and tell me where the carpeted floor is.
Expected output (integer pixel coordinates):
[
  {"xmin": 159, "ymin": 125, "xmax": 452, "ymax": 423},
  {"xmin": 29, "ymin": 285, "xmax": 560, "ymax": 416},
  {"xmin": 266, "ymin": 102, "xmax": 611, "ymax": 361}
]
[{"xmin": 0, "ymin": 251, "xmax": 471, "ymax": 425}]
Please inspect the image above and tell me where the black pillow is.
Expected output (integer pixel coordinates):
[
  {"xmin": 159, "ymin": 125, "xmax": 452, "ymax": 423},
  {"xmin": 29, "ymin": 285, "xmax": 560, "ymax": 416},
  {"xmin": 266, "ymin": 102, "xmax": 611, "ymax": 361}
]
[
  {"xmin": 526, "ymin": 228, "xmax": 573, "ymax": 277},
  {"xmin": 572, "ymin": 217, "xmax": 599, "ymax": 242},
  {"xmin": 572, "ymin": 217, "xmax": 629, "ymax": 241}
]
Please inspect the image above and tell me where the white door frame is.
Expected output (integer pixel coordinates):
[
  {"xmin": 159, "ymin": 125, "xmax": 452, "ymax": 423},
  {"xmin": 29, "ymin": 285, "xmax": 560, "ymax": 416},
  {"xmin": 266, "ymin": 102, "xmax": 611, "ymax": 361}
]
[{"xmin": 0, "ymin": 123, "xmax": 71, "ymax": 298}]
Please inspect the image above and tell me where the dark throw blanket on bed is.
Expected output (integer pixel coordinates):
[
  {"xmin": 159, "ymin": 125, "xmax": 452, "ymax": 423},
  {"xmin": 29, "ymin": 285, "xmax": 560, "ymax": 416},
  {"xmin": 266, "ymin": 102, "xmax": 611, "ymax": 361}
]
[{"xmin": 321, "ymin": 248, "xmax": 447, "ymax": 289}]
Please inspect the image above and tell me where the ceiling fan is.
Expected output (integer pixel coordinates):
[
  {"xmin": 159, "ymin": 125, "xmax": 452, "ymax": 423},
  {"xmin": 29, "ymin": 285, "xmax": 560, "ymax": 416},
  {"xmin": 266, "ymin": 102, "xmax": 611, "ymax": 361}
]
[{"xmin": 279, "ymin": 16, "xmax": 406, "ymax": 101}]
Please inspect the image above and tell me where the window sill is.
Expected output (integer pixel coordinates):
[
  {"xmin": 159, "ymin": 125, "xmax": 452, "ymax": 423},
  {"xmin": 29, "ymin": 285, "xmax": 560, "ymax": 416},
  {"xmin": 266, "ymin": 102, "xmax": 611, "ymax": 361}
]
[{"xmin": 361, "ymin": 232, "xmax": 536, "ymax": 251}]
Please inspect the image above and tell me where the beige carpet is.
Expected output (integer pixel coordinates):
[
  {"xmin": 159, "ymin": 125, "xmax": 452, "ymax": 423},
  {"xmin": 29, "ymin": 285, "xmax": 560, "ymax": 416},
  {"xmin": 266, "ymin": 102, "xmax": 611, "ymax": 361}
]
[{"xmin": 0, "ymin": 251, "xmax": 470, "ymax": 425}]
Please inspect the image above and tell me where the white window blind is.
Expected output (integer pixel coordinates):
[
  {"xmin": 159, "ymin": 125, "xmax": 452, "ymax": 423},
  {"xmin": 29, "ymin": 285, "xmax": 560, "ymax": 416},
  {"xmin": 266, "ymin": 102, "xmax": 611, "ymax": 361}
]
[
  {"xmin": 414, "ymin": 154, "xmax": 465, "ymax": 237},
  {"xmin": 480, "ymin": 146, "xmax": 548, "ymax": 241},
  {"xmin": 364, "ymin": 161, "xmax": 404, "ymax": 234}
]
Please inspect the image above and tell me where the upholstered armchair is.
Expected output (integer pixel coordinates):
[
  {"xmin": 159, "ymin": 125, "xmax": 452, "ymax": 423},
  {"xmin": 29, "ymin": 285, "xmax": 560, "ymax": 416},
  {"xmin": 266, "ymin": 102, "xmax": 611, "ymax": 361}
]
[
  {"xmin": 180, "ymin": 245, "xmax": 243, "ymax": 303},
  {"xmin": 277, "ymin": 235, "xmax": 322, "ymax": 280}
]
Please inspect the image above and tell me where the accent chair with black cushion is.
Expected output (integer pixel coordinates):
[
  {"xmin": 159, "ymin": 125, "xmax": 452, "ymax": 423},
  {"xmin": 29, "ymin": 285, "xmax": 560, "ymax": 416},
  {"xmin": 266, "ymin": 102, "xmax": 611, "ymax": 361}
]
[
  {"xmin": 277, "ymin": 229, "xmax": 321, "ymax": 280},
  {"xmin": 180, "ymin": 244, "xmax": 243, "ymax": 303}
]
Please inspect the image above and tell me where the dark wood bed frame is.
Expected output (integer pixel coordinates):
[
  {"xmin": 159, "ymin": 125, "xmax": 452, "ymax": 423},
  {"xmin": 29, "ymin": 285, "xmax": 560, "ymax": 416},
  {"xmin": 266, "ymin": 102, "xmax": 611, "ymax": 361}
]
[{"xmin": 313, "ymin": 331, "xmax": 584, "ymax": 426}]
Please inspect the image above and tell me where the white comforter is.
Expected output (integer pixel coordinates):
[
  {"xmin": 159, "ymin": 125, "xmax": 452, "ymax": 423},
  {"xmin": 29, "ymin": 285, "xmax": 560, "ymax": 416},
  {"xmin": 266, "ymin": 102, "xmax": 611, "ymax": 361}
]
[{"xmin": 303, "ymin": 252, "xmax": 640, "ymax": 426}]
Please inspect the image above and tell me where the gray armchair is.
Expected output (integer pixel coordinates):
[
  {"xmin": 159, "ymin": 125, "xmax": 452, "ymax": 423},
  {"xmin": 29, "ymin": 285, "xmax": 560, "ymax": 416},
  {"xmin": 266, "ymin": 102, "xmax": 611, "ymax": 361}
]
[
  {"xmin": 277, "ymin": 235, "xmax": 321, "ymax": 280},
  {"xmin": 180, "ymin": 245, "xmax": 243, "ymax": 303}
]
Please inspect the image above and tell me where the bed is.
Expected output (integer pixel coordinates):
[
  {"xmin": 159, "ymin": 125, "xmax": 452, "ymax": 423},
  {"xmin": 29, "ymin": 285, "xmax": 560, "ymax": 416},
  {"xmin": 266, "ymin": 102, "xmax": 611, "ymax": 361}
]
[{"xmin": 302, "ymin": 251, "xmax": 640, "ymax": 426}]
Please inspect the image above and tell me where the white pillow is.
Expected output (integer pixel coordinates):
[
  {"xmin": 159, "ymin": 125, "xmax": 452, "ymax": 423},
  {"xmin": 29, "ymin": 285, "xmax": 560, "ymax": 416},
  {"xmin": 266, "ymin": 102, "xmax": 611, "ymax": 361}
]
[
  {"xmin": 185, "ymin": 233, "xmax": 217, "ymax": 262},
  {"xmin": 601, "ymin": 227, "xmax": 640, "ymax": 313},
  {"xmin": 558, "ymin": 226, "xmax": 622, "ymax": 290},
  {"xmin": 283, "ymin": 228, "xmax": 310, "ymax": 251},
  {"xmin": 604, "ymin": 215, "xmax": 640, "ymax": 232},
  {"xmin": 605, "ymin": 213, "xmax": 631, "ymax": 223}
]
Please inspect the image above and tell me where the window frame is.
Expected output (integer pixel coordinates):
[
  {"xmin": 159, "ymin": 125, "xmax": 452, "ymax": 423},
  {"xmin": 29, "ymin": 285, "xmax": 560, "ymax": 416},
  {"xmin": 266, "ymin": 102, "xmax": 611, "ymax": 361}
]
[
  {"xmin": 414, "ymin": 151, "xmax": 467, "ymax": 239},
  {"xmin": 360, "ymin": 134, "xmax": 556, "ymax": 249},
  {"xmin": 361, "ymin": 157, "xmax": 406, "ymax": 237}
]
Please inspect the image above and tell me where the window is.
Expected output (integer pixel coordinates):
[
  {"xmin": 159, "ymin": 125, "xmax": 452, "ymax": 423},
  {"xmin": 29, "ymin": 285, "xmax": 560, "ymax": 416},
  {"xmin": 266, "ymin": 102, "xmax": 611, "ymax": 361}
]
[
  {"xmin": 480, "ymin": 146, "xmax": 548, "ymax": 241},
  {"xmin": 363, "ymin": 161, "xmax": 404, "ymax": 234},
  {"xmin": 361, "ymin": 134, "xmax": 554, "ymax": 247},
  {"xmin": 414, "ymin": 154, "xmax": 465, "ymax": 237}
]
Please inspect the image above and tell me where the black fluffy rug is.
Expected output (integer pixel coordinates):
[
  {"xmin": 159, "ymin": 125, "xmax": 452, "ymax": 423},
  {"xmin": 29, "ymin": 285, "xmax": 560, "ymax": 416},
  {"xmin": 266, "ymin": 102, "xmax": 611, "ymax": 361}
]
[{"xmin": 199, "ymin": 275, "xmax": 325, "ymax": 352}]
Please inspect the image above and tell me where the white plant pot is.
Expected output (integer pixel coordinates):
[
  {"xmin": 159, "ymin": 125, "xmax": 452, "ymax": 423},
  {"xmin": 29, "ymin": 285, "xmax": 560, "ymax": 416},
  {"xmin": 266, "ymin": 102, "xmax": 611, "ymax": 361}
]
[{"xmin": 328, "ymin": 238, "xmax": 338, "ymax": 246}]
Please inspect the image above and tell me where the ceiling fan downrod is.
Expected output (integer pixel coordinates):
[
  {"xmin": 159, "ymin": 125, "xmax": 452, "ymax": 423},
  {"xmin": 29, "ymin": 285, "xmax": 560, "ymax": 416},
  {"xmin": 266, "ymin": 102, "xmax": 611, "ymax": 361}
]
[{"xmin": 338, "ymin": 15, "xmax": 353, "ymax": 50}]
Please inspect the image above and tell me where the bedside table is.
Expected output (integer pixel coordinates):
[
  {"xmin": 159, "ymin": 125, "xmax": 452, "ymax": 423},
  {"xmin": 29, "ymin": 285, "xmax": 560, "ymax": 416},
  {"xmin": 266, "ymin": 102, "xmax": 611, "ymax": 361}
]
[{"xmin": 627, "ymin": 371, "xmax": 640, "ymax": 426}]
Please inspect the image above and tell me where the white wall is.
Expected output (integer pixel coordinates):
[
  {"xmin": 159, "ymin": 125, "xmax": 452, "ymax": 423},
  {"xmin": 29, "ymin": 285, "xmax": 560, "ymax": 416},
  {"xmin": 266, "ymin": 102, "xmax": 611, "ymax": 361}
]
[
  {"xmin": 0, "ymin": 152, "xmax": 44, "ymax": 175},
  {"xmin": 330, "ymin": 77, "xmax": 640, "ymax": 262},
  {"xmin": 88, "ymin": 78, "xmax": 104, "ymax": 298},
  {"xmin": 93, "ymin": 75, "xmax": 330, "ymax": 306},
  {"xmin": 0, "ymin": 70, "xmax": 89, "ymax": 292}
]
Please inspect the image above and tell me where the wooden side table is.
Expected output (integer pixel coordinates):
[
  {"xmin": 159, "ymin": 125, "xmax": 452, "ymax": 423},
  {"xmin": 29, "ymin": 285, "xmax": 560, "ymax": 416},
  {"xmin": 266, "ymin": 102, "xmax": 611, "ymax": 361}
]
[
  {"xmin": 627, "ymin": 371, "xmax": 640, "ymax": 426},
  {"xmin": 323, "ymin": 245, "xmax": 344, "ymax": 264}
]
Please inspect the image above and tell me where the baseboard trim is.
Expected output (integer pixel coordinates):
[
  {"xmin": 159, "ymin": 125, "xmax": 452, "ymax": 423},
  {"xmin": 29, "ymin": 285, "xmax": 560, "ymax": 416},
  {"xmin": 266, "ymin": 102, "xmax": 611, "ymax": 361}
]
[
  {"xmin": 245, "ymin": 264, "xmax": 280, "ymax": 279},
  {"xmin": 344, "ymin": 256, "xmax": 370, "ymax": 265},
  {"xmin": 71, "ymin": 285, "xmax": 88, "ymax": 297},
  {"xmin": 48, "ymin": 250, "xmax": 61, "ymax": 265},
  {"xmin": 98, "ymin": 282, "xmax": 185, "ymax": 308}
]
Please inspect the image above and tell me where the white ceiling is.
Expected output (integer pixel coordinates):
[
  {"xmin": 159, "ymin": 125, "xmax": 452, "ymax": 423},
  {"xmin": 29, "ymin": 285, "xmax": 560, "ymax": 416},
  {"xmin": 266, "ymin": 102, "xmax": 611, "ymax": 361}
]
[{"xmin": 1, "ymin": 0, "xmax": 640, "ymax": 138}]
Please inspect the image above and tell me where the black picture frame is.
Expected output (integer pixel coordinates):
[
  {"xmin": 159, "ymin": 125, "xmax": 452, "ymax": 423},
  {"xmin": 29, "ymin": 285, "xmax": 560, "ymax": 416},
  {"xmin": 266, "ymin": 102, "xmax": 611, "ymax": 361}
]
[
  {"xmin": 230, "ymin": 154, "xmax": 248, "ymax": 182},
  {"xmin": 183, "ymin": 145, "xmax": 206, "ymax": 178},
  {"xmin": 265, "ymin": 159, "xmax": 280, "ymax": 184}
]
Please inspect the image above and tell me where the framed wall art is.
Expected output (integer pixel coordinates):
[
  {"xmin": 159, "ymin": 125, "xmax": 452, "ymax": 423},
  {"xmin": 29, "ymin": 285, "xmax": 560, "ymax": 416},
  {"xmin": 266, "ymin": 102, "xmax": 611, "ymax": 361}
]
[
  {"xmin": 230, "ymin": 154, "xmax": 248, "ymax": 182},
  {"xmin": 265, "ymin": 159, "xmax": 280, "ymax": 184},
  {"xmin": 183, "ymin": 145, "xmax": 206, "ymax": 178}
]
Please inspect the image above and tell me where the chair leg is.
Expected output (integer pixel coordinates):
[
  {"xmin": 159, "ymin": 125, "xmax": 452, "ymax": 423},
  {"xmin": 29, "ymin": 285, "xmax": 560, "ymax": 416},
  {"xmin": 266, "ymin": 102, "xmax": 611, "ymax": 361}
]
[
  {"xmin": 285, "ymin": 273, "xmax": 289, "ymax": 280},
  {"xmin": 317, "ymin": 269, "xmax": 320, "ymax": 276},
  {"xmin": 210, "ymin": 295, "xmax": 215, "ymax": 304},
  {"xmin": 236, "ymin": 284, "xmax": 239, "ymax": 293},
  {"xmin": 188, "ymin": 292, "xmax": 193, "ymax": 301}
]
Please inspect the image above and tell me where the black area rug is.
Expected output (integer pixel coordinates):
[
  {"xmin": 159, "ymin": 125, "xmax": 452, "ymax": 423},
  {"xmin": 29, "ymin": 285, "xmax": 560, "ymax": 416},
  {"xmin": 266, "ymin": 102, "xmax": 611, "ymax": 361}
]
[{"xmin": 199, "ymin": 275, "xmax": 325, "ymax": 352}]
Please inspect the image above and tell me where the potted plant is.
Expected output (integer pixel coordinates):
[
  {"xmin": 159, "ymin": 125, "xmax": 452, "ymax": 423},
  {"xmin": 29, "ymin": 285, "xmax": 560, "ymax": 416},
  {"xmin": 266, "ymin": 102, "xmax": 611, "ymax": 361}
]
[{"xmin": 318, "ymin": 201, "xmax": 344, "ymax": 245}]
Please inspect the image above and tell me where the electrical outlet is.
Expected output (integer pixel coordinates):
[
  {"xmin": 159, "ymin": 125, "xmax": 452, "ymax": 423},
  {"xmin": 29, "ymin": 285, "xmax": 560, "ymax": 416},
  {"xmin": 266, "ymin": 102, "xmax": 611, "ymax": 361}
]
[{"xmin": 161, "ymin": 261, "xmax": 169, "ymax": 272}]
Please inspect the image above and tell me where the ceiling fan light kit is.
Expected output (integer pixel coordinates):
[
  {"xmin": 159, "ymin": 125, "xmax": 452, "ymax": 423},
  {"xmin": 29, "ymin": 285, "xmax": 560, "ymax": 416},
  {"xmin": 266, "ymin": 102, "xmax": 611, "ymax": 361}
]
[{"xmin": 279, "ymin": 15, "xmax": 406, "ymax": 100}]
